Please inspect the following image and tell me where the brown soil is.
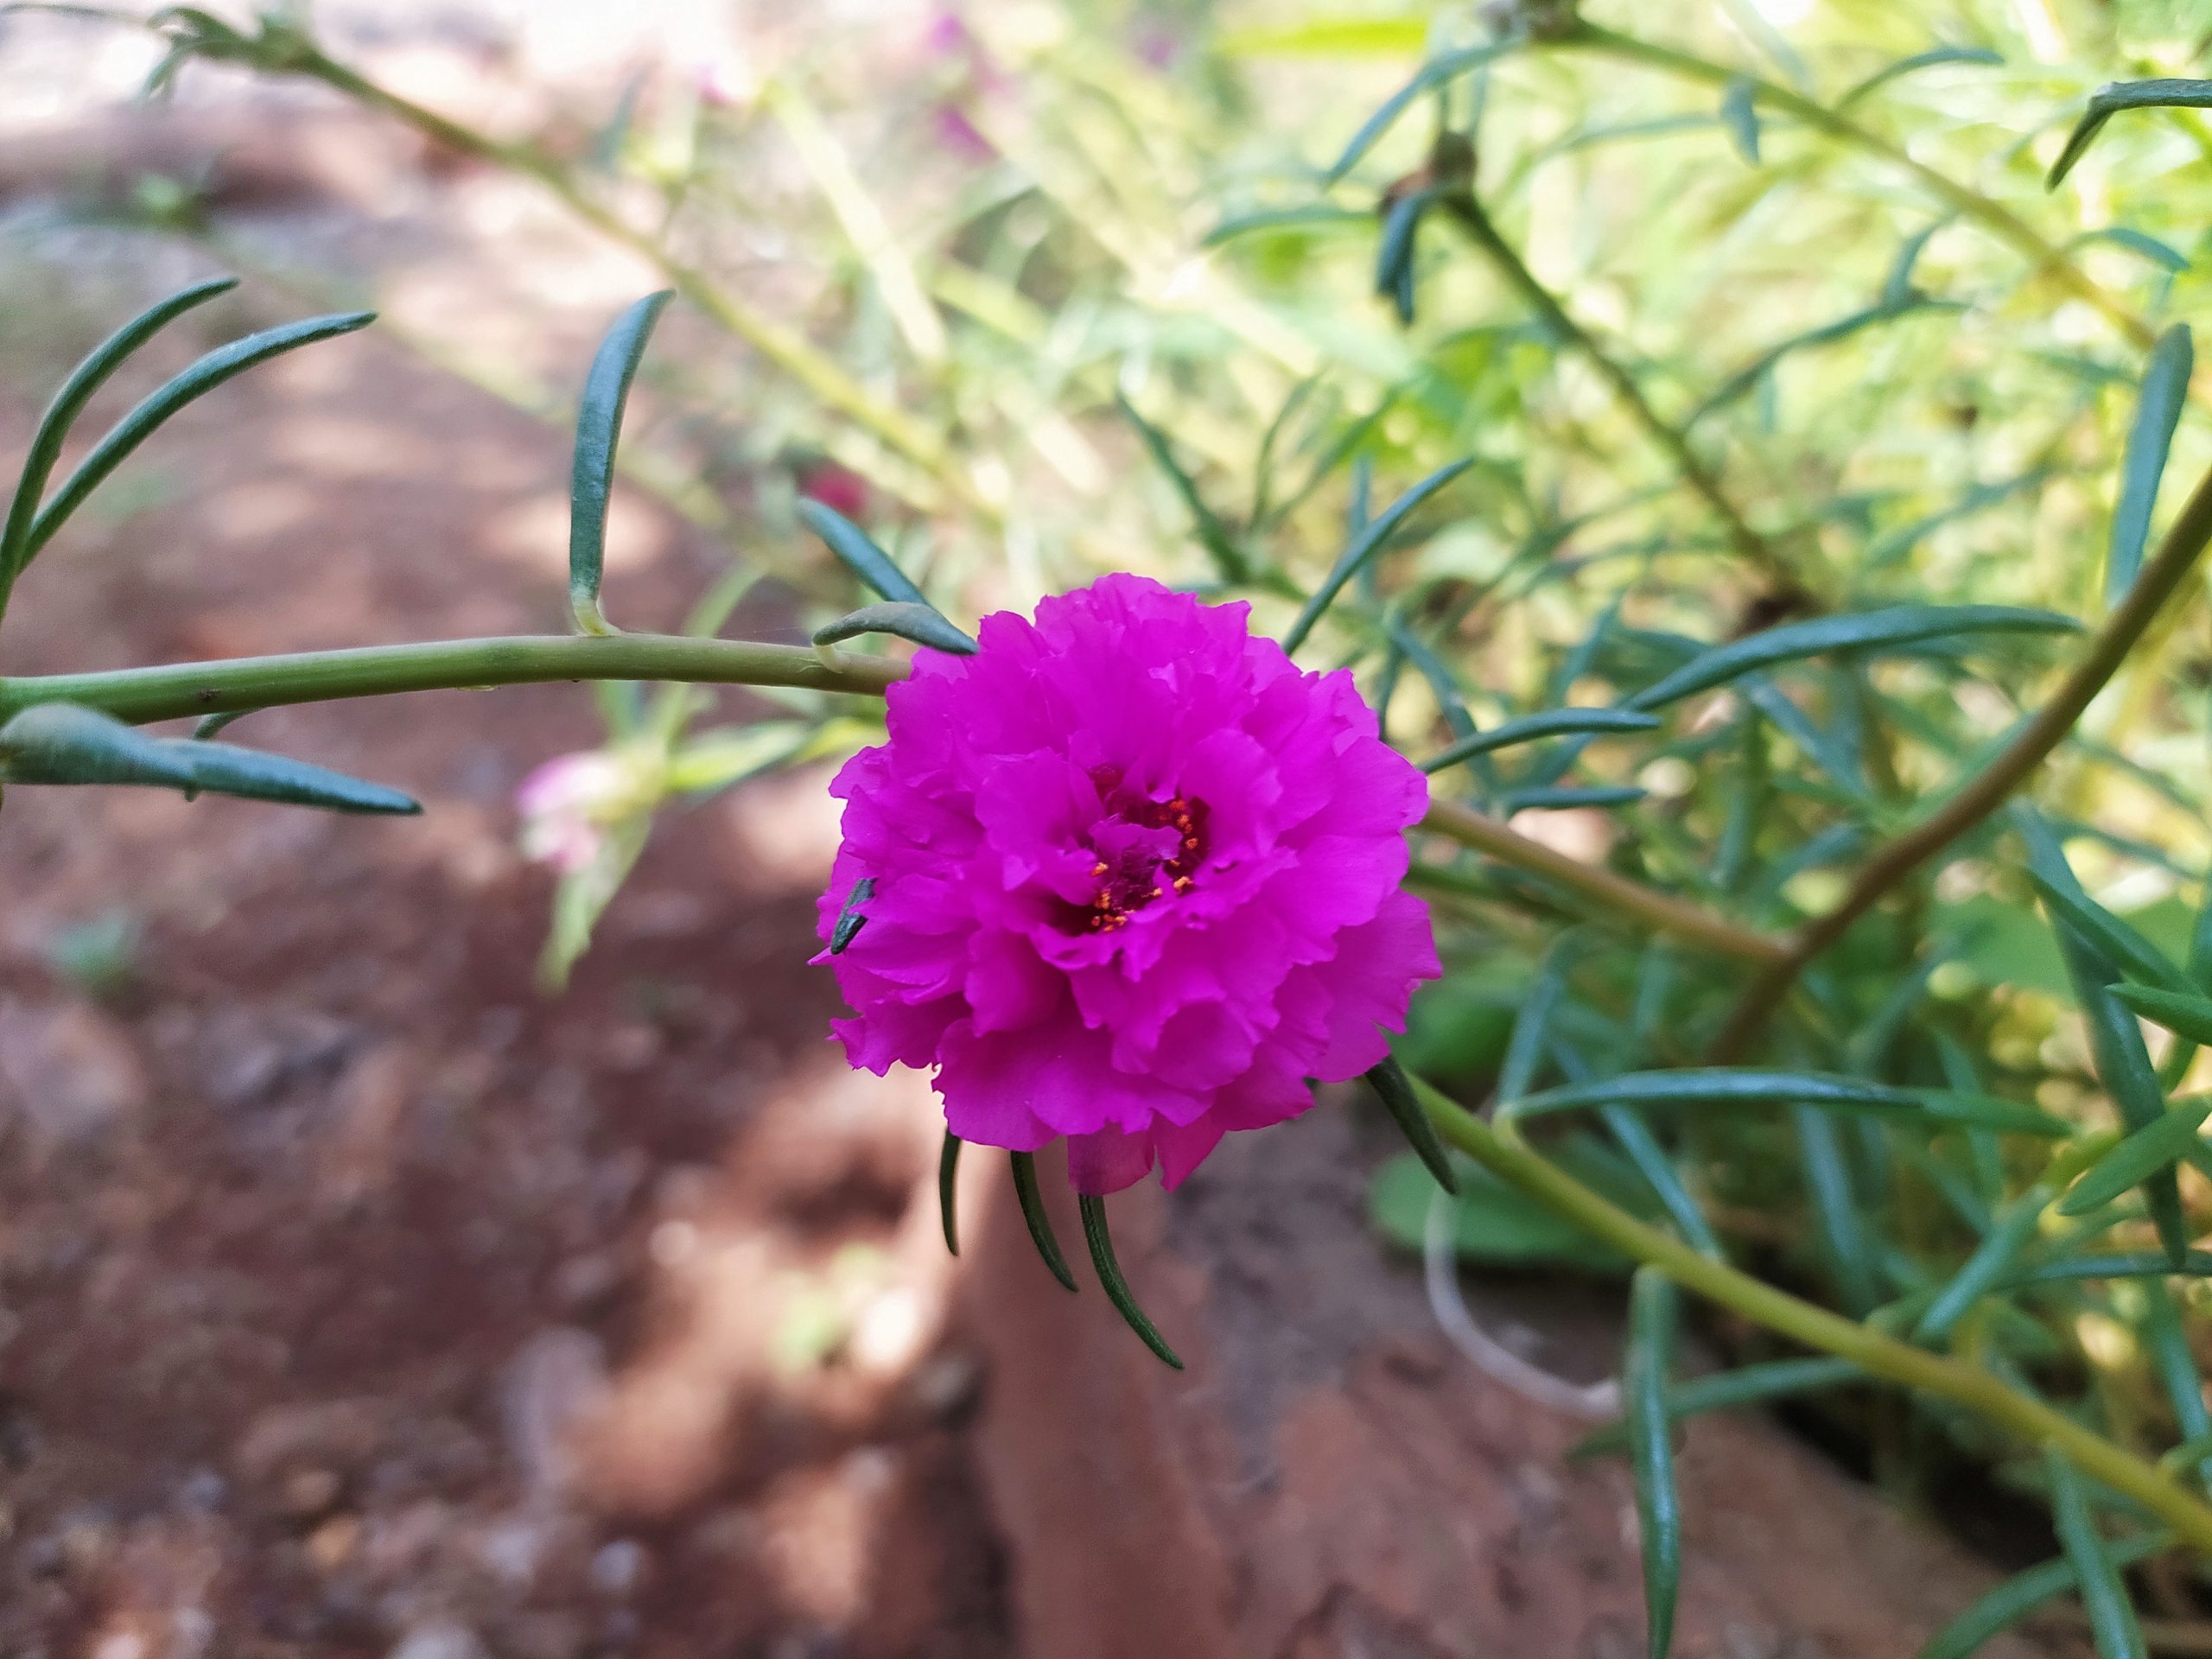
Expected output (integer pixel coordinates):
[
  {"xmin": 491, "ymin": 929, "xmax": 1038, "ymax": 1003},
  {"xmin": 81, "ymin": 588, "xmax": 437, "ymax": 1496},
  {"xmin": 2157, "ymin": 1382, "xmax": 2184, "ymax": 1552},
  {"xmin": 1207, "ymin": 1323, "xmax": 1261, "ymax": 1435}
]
[{"xmin": 0, "ymin": 17, "xmax": 2082, "ymax": 1658}]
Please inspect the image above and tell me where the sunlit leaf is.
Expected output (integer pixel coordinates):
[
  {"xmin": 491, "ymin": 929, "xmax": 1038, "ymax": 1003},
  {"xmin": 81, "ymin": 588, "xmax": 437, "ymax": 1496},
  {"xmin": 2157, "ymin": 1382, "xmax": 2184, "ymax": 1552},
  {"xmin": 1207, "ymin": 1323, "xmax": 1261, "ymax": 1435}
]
[
  {"xmin": 2107, "ymin": 325, "xmax": 2192, "ymax": 606},
  {"xmin": 569, "ymin": 290, "xmax": 673, "ymax": 635},
  {"xmin": 1, "ymin": 275, "xmax": 237, "ymax": 589},
  {"xmin": 24, "ymin": 308, "xmax": 374, "ymax": 567},
  {"xmin": 1837, "ymin": 44, "xmax": 2002, "ymax": 109},
  {"xmin": 2056, "ymin": 1098, "xmax": 2211, "ymax": 1217}
]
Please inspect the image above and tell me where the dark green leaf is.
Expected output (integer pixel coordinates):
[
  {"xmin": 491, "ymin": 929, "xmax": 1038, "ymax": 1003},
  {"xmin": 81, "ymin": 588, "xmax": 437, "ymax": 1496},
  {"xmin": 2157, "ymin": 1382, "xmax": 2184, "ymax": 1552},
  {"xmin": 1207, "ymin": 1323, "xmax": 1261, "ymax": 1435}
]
[
  {"xmin": 1326, "ymin": 43, "xmax": 1513, "ymax": 183},
  {"xmin": 2057, "ymin": 1098, "xmax": 2211, "ymax": 1217},
  {"xmin": 2050, "ymin": 79, "xmax": 2212, "ymax": 189},
  {"xmin": 25, "ymin": 308, "xmax": 374, "ymax": 566},
  {"xmin": 1914, "ymin": 1090, "xmax": 2075, "ymax": 1137},
  {"xmin": 2140, "ymin": 1279, "xmax": 2212, "ymax": 1487},
  {"xmin": 569, "ymin": 290, "xmax": 673, "ymax": 634},
  {"xmin": 2053, "ymin": 917, "xmax": 2189, "ymax": 1262},
  {"xmin": 1365, "ymin": 1056, "xmax": 1459, "ymax": 1193},
  {"xmin": 1281, "ymin": 458, "xmax": 1472, "ymax": 654},
  {"xmin": 1575, "ymin": 1357, "xmax": 1860, "ymax": 1455},
  {"xmin": 1796, "ymin": 1103, "xmax": 1878, "ymax": 1312},
  {"xmin": 1918, "ymin": 1534, "xmax": 2171, "ymax": 1659},
  {"xmin": 1838, "ymin": 44, "xmax": 2002, "ymax": 109},
  {"xmin": 1507, "ymin": 1069, "xmax": 2066, "ymax": 1135},
  {"xmin": 1626, "ymin": 1268, "xmax": 1681, "ymax": 1659},
  {"xmin": 2119, "ymin": 983, "xmax": 2212, "ymax": 1046},
  {"xmin": 1375, "ymin": 188, "xmax": 1432, "ymax": 324},
  {"xmin": 938, "ymin": 1133, "xmax": 962, "ymax": 1256},
  {"xmin": 1719, "ymin": 77, "xmax": 1760, "ymax": 162},
  {"xmin": 1080, "ymin": 1194, "xmax": 1182, "ymax": 1368},
  {"xmin": 1498, "ymin": 785, "xmax": 1646, "ymax": 813},
  {"xmin": 2108, "ymin": 326, "xmax": 2192, "ymax": 607},
  {"xmin": 2, "ymin": 275, "xmax": 237, "ymax": 587},
  {"xmin": 1423, "ymin": 709, "xmax": 1659, "ymax": 772},
  {"xmin": 1011, "ymin": 1151, "xmax": 1079, "ymax": 1293},
  {"xmin": 813, "ymin": 601, "xmax": 978, "ymax": 656},
  {"xmin": 2046, "ymin": 1452, "xmax": 2147, "ymax": 1659},
  {"xmin": 1626, "ymin": 607, "xmax": 2076, "ymax": 710},
  {"xmin": 1914, "ymin": 1190, "xmax": 2048, "ymax": 1343},
  {"xmin": 796, "ymin": 499, "xmax": 930, "ymax": 607},
  {"xmin": 2005, "ymin": 1252, "xmax": 2212, "ymax": 1286},
  {"xmin": 830, "ymin": 875, "xmax": 875, "ymax": 955},
  {"xmin": 1116, "ymin": 392, "xmax": 1249, "ymax": 583},
  {"xmin": 0, "ymin": 702, "xmax": 416, "ymax": 814},
  {"xmin": 1600, "ymin": 1105, "xmax": 1722, "ymax": 1258}
]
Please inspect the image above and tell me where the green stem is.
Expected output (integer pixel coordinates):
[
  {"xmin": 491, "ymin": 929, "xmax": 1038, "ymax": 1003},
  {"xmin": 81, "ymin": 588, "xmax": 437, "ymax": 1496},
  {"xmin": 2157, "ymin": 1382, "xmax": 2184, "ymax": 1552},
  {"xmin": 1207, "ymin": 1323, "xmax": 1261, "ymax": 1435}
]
[
  {"xmin": 0, "ymin": 634, "xmax": 903, "ymax": 727},
  {"xmin": 1420, "ymin": 798, "xmax": 1789, "ymax": 967},
  {"xmin": 1436, "ymin": 192, "xmax": 1814, "ymax": 605},
  {"xmin": 1413, "ymin": 1073, "xmax": 2212, "ymax": 1555}
]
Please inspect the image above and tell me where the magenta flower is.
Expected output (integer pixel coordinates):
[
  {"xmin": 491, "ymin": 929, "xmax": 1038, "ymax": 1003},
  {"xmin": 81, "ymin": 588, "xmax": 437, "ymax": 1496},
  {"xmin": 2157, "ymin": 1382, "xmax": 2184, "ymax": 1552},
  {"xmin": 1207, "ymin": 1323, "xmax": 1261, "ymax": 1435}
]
[{"xmin": 815, "ymin": 574, "xmax": 1439, "ymax": 1195}]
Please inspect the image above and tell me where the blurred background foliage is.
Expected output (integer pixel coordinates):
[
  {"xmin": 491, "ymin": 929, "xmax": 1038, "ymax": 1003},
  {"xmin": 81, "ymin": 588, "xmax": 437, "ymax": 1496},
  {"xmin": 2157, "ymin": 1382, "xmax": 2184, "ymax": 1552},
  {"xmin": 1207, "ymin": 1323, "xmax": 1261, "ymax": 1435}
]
[{"xmin": 34, "ymin": 0, "xmax": 2212, "ymax": 1636}]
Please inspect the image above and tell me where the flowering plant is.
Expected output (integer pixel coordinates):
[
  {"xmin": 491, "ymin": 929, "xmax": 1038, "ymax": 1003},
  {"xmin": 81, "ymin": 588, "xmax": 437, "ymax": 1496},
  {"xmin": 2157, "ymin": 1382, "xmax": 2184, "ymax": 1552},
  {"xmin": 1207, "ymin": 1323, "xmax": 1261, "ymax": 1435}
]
[{"xmin": 23, "ymin": 4, "xmax": 2212, "ymax": 1653}]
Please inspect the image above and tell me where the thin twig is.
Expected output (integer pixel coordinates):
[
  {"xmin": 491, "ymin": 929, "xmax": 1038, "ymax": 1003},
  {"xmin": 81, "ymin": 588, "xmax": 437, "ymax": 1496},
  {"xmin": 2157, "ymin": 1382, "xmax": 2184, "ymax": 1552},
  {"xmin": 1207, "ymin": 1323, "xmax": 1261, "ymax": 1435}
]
[
  {"xmin": 1713, "ymin": 457, "xmax": 2212, "ymax": 1059},
  {"xmin": 1435, "ymin": 192, "xmax": 1815, "ymax": 606},
  {"xmin": 1420, "ymin": 798, "xmax": 1790, "ymax": 967}
]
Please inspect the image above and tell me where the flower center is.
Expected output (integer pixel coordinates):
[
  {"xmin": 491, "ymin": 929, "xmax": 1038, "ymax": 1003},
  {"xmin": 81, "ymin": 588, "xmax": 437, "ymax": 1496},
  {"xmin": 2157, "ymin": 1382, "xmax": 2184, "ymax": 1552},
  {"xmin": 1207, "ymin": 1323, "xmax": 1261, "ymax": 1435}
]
[{"xmin": 1073, "ymin": 766, "xmax": 1210, "ymax": 933}]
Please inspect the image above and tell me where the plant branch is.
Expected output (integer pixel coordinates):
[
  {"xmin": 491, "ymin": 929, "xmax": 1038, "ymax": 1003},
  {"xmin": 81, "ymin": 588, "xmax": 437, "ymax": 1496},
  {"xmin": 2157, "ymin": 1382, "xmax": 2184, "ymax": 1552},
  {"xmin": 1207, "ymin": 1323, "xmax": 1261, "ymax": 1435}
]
[
  {"xmin": 0, "ymin": 634, "xmax": 1780, "ymax": 972},
  {"xmin": 0, "ymin": 634, "xmax": 905, "ymax": 727},
  {"xmin": 1436, "ymin": 193, "xmax": 1815, "ymax": 605},
  {"xmin": 1713, "ymin": 456, "xmax": 2212, "ymax": 1059},
  {"xmin": 1413, "ymin": 1073, "xmax": 2212, "ymax": 1555},
  {"xmin": 278, "ymin": 46, "xmax": 993, "ymax": 523},
  {"xmin": 1420, "ymin": 798, "xmax": 1789, "ymax": 967}
]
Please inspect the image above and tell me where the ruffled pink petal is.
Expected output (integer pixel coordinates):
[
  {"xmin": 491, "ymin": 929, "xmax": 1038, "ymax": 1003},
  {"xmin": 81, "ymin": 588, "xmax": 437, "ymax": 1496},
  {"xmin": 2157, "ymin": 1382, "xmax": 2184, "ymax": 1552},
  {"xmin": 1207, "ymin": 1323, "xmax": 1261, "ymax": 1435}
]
[{"xmin": 819, "ymin": 573, "xmax": 1439, "ymax": 1195}]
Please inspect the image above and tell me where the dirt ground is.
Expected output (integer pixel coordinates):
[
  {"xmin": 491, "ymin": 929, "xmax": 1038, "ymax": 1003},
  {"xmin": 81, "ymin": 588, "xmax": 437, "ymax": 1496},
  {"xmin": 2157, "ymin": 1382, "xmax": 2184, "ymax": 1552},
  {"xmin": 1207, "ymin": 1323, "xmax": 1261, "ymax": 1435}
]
[{"xmin": 0, "ymin": 9, "xmax": 2086, "ymax": 1657}]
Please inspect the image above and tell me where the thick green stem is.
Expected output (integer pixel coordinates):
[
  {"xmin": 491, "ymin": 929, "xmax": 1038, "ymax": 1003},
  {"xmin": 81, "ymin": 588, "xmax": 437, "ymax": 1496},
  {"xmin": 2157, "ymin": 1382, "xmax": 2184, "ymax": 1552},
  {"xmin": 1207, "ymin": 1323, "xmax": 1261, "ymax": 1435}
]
[
  {"xmin": 0, "ymin": 634, "xmax": 904, "ymax": 726},
  {"xmin": 1420, "ymin": 799, "xmax": 1789, "ymax": 967},
  {"xmin": 1414, "ymin": 1075, "xmax": 2212, "ymax": 1554}
]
